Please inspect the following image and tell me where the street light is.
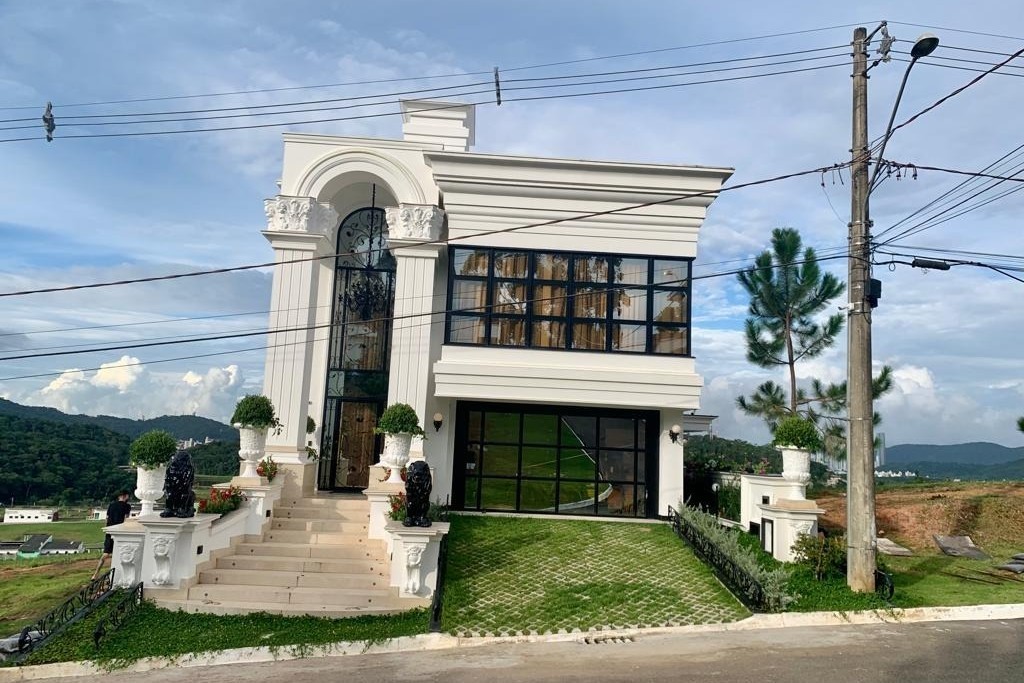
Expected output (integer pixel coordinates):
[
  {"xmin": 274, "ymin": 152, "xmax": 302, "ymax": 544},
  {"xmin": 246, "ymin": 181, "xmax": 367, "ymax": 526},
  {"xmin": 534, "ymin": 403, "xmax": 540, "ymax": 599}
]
[{"xmin": 847, "ymin": 25, "xmax": 938, "ymax": 593}]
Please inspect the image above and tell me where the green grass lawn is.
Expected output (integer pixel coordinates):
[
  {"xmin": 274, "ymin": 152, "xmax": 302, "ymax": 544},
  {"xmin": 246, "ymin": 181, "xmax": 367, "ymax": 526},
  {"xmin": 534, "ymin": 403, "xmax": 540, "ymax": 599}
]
[
  {"xmin": 0, "ymin": 520, "xmax": 106, "ymax": 545},
  {"xmin": 441, "ymin": 515, "xmax": 748, "ymax": 635},
  {"xmin": 884, "ymin": 546, "xmax": 1024, "ymax": 607},
  {"xmin": 0, "ymin": 557, "xmax": 98, "ymax": 635}
]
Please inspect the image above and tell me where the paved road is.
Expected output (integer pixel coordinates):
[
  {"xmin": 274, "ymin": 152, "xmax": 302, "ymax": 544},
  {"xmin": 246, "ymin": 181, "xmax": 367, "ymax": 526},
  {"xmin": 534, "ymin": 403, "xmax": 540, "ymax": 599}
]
[{"xmin": 45, "ymin": 619, "xmax": 1024, "ymax": 683}]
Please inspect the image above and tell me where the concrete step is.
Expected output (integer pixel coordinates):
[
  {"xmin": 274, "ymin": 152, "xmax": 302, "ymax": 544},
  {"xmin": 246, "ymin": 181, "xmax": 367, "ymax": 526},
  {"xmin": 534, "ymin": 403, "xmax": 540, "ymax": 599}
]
[
  {"xmin": 269, "ymin": 518, "xmax": 369, "ymax": 533},
  {"xmin": 262, "ymin": 529, "xmax": 377, "ymax": 546},
  {"xmin": 186, "ymin": 584, "xmax": 393, "ymax": 605},
  {"xmin": 198, "ymin": 568, "xmax": 386, "ymax": 590},
  {"xmin": 235, "ymin": 542, "xmax": 386, "ymax": 560},
  {"xmin": 272, "ymin": 506, "xmax": 370, "ymax": 522},
  {"xmin": 216, "ymin": 554, "xmax": 387, "ymax": 575},
  {"xmin": 277, "ymin": 496, "xmax": 369, "ymax": 511},
  {"xmin": 155, "ymin": 597, "xmax": 430, "ymax": 618}
]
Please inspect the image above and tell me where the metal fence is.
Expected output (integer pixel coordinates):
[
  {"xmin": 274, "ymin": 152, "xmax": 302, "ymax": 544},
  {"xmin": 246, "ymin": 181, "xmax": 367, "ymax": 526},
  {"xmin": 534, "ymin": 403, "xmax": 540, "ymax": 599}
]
[
  {"xmin": 667, "ymin": 505, "xmax": 772, "ymax": 612},
  {"xmin": 93, "ymin": 582, "xmax": 144, "ymax": 649},
  {"xmin": 12, "ymin": 569, "xmax": 116, "ymax": 662}
]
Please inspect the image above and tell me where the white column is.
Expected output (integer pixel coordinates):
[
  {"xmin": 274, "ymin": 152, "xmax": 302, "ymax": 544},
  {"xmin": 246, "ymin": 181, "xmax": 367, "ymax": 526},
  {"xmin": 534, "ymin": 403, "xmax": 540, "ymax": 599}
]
[
  {"xmin": 658, "ymin": 409, "xmax": 685, "ymax": 516},
  {"xmin": 261, "ymin": 196, "xmax": 337, "ymax": 465},
  {"xmin": 385, "ymin": 204, "xmax": 446, "ymax": 459}
]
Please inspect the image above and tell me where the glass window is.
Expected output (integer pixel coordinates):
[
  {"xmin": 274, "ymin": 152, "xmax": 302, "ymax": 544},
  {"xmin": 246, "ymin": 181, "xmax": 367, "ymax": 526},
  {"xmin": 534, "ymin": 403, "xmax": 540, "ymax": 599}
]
[
  {"xmin": 481, "ymin": 479, "xmax": 517, "ymax": 510},
  {"xmin": 482, "ymin": 444, "xmax": 519, "ymax": 476},
  {"xmin": 446, "ymin": 247, "xmax": 691, "ymax": 355},
  {"xmin": 519, "ymin": 480, "xmax": 556, "ymax": 512},
  {"xmin": 453, "ymin": 250, "xmax": 489, "ymax": 276},
  {"xmin": 521, "ymin": 447, "xmax": 558, "ymax": 478}
]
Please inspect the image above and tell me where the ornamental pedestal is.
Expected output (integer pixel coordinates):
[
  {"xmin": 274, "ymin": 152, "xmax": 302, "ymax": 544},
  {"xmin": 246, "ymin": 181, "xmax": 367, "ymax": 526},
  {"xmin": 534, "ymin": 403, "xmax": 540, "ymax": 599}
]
[{"xmin": 135, "ymin": 466, "xmax": 167, "ymax": 517}]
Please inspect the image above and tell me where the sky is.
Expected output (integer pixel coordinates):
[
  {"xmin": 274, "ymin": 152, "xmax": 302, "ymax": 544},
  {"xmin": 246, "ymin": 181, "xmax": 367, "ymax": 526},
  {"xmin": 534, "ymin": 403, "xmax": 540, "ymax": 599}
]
[{"xmin": 1, "ymin": 0, "xmax": 1023, "ymax": 447}]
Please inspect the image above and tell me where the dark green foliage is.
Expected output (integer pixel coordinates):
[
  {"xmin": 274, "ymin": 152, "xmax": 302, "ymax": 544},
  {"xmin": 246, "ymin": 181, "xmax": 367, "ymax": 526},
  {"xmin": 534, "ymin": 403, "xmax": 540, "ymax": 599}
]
[
  {"xmin": 773, "ymin": 416, "xmax": 823, "ymax": 452},
  {"xmin": 229, "ymin": 395, "xmax": 280, "ymax": 429},
  {"xmin": 0, "ymin": 415, "xmax": 134, "ymax": 506},
  {"xmin": 375, "ymin": 403, "xmax": 424, "ymax": 436},
  {"xmin": 683, "ymin": 435, "xmax": 780, "ymax": 474},
  {"xmin": 128, "ymin": 430, "xmax": 177, "ymax": 469},
  {"xmin": 21, "ymin": 600, "xmax": 429, "ymax": 666},
  {"xmin": 187, "ymin": 439, "xmax": 241, "ymax": 476},
  {"xmin": 717, "ymin": 483, "xmax": 741, "ymax": 522},
  {"xmin": 0, "ymin": 398, "xmax": 236, "ymax": 441},
  {"xmin": 736, "ymin": 228, "xmax": 846, "ymax": 418},
  {"xmin": 791, "ymin": 533, "xmax": 847, "ymax": 580}
]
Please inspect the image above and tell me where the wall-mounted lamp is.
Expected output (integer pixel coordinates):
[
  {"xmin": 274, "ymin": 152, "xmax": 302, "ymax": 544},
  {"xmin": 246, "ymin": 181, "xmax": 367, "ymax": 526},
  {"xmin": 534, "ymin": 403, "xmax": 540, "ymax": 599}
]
[
  {"xmin": 669, "ymin": 424, "xmax": 682, "ymax": 444},
  {"xmin": 432, "ymin": 412, "xmax": 444, "ymax": 432}
]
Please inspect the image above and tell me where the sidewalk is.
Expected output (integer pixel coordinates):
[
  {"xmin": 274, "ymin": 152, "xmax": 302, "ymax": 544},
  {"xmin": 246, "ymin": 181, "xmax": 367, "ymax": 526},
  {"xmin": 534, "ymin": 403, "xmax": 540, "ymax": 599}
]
[{"xmin": 3, "ymin": 602, "xmax": 1022, "ymax": 682}]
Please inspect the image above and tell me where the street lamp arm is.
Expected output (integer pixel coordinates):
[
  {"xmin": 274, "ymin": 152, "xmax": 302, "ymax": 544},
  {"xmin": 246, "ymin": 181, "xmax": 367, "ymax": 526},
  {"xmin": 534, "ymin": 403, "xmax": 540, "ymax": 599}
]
[{"xmin": 868, "ymin": 59, "xmax": 919, "ymax": 192}]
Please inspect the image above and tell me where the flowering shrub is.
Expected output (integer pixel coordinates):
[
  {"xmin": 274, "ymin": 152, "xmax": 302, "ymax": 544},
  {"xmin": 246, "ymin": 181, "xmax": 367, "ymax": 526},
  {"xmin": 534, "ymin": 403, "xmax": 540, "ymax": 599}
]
[
  {"xmin": 386, "ymin": 492, "xmax": 449, "ymax": 522},
  {"xmin": 387, "ymin": 492, "xmax": 407, "ymax": 521},
  {"xmin": 199, "ymin": 486, "xmax": 246, "ymax": 514},
  {"xmin": 256, "ymin": 456, "xmax": 279, "ymax": 482}
]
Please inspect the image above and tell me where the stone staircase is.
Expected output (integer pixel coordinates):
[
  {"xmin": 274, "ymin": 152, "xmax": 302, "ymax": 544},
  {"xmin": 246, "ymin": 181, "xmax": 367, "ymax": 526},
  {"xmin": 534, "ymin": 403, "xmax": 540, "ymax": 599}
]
[{"xmin": 158, "ymin": 494, "xmax": 428, "ymax": 617}]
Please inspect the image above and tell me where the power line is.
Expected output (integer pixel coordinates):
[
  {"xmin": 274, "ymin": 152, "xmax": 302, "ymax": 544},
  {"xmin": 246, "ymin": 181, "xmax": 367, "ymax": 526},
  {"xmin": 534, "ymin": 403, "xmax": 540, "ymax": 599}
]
[
  {"xmin": 886, "ymin": 21, "xmax": 1024, "ymax": 43},
  {"xmin": 0, "ymin": 22, "xmax": 871, "ymax": 112},
  {"xmin": 0, "ymin": 252, "xmax": 852, "ymax": 372},
  {"xmin": 0, "ymin": 50, "xmax": 848, "ymax": 132},
  {"xmin": 0, "ymin": 160, "xmax": 852, "ymax": 299},
  {"xmin": 0, "ymin": 61, "xmax": 850, "ymax": 144}
]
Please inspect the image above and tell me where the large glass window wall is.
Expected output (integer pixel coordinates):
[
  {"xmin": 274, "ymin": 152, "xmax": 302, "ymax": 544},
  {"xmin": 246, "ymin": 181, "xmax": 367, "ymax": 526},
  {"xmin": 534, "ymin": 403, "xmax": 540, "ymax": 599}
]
[
  {"xmin": 454, "ymin": 402, "xmax": 659, "ymax": 518},
  {"xmin": 446, "ymin": 247, "xmax": 692, "ymax": 355}
]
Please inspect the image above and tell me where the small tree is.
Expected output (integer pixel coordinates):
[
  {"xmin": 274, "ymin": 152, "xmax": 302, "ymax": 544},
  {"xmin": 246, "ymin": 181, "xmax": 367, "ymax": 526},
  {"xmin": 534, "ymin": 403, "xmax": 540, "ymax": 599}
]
[
  {"xmin": 773, "ymin": 416, "xmax": 823, "ymax": 452},
  {"xmin": 129, "ymin": 430, "xmax": 177, "ymax": 470},
  {"xmin": 375, "ymin": 403, "xmax": 425, "ymax": 436},
  {"xmin": 230, "ymin": 395, "xmax": 280, "ymax": 431}
]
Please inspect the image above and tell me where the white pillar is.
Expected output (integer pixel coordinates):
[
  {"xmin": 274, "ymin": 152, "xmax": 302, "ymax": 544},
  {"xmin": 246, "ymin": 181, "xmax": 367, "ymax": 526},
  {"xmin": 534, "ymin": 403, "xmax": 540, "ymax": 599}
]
[
  {"xmin": 384, "ymin": 204, "xmax": 446, "ymax": 460},
  {"xmin": 658, "ymin": 409, "xmax": 685, "ymax": 515},
  {"xmin": 261, "ymin": 196, "xmax": 337, "ymax": 476}
]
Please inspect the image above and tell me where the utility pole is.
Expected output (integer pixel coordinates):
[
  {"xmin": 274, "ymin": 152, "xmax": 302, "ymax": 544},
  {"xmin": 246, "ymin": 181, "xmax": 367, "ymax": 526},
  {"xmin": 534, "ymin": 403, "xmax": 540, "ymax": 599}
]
[{"xmin": 847, "ymin": 26, "xmax": 876, "ymax": 593}]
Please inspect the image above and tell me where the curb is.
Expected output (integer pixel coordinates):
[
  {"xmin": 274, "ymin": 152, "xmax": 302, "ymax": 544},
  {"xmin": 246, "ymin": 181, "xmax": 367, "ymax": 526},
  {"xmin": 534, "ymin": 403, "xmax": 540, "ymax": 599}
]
[{"xmin": 3, "ymin": 603, "xmax": 1023, "ymax": 681}]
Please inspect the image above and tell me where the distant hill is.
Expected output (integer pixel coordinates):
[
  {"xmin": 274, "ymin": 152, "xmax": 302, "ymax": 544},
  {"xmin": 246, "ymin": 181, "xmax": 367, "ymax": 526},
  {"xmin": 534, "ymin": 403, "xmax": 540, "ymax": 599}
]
[
  {"xmin": 0, "ymin": 398, "xmax": 236, "ymax": 442},
  {"xmin": 901, "ymin": 458, "xmax": 1024, "ymax": 481},
  {"xmin": 886, "ymin": 442, "xmax": 1024, "ymax": 466}
]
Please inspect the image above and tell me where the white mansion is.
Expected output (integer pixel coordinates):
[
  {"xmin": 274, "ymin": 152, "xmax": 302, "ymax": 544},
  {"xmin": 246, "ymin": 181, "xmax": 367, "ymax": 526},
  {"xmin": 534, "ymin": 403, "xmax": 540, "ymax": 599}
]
[{"xmin": 260, "ymin": 99, "xmax": 731, "ymax": 519}]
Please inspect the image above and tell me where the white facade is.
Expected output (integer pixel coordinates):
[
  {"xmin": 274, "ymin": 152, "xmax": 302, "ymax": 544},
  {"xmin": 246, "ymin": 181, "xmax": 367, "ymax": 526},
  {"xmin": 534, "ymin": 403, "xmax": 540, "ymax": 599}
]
[
  {"xmin": 260, "ymin": 99, "xmax": 732, "ymax": 518},
  {"xmin": 2, "ymin": 508, "xmax": 58, "ymax": 523}
]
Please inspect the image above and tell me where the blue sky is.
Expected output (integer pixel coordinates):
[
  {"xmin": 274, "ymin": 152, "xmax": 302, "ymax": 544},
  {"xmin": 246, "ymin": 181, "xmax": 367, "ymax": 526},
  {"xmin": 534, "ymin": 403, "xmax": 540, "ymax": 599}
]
[{"xmin": 2, "ymin": 1, "xmax": 1023, "ymax": 446}]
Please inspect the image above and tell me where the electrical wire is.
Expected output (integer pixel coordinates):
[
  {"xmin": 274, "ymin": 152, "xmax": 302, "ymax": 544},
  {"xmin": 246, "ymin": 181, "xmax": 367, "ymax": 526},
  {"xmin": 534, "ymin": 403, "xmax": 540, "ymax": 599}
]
[
  {"xmin": 0, "ymin": 251, "xmax": 853, "ymax": 376},
  {"xmin": 0, "ymin": 21, "xmax": 873, "ymax": 112},
  {"xmin": 0, "ymin": 160, "xmax": 852, "ymax": 299},
  {"xmin": 0, "ymin": 61, "xmax": 850, "ymax": 143}
]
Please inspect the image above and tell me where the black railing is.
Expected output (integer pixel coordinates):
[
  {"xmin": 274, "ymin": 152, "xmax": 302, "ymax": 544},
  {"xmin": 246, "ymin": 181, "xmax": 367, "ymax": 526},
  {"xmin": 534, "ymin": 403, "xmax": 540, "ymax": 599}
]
[
  {"xmin": 667, "ymin": 506, "xmax": 772, "ymax": 612},
  {"xmin": 13, "ymin": 569, "xmax": 116, "ymax": 662},
  {"xmin": 428, "ymin": 533, "xmax": 450, "ymax": 632},
  {"xmin": 93, "ymin": 582, "xmax": 144, "ymax": 649}
]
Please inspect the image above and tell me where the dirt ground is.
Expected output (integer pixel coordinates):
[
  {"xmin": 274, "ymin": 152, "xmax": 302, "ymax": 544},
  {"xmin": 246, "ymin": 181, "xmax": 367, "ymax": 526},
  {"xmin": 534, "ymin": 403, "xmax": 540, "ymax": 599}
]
[{"xmin": 814, "ymin": 482, "xmax": 1024, "ymax": 552}]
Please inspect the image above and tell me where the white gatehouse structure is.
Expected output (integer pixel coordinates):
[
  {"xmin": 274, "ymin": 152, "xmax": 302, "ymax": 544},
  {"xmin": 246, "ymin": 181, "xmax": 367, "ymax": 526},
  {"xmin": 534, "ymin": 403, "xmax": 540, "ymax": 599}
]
[{"xmin": 114, "ymin": 99, "xmax": 732, "ymax": 616}]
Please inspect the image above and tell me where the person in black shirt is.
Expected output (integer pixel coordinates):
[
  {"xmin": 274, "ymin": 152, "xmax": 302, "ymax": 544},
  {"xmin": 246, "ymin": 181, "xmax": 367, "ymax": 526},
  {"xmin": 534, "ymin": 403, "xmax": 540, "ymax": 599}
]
[{"xmin": 92, "ymin": 490, "xmax": 133, "ymax": 580}]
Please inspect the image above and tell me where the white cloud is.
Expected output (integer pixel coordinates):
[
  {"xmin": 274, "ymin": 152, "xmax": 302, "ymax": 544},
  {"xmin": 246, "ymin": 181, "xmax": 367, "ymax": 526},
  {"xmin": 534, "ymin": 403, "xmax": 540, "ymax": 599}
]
[{"xmin": 26, "ymin": 357, "xmax": 245, "ymax": 422}]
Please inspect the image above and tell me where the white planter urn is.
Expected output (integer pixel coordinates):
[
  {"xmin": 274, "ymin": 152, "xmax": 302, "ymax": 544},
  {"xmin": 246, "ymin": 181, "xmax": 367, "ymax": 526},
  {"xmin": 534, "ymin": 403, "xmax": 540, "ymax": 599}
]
[
  {"xmin": 779, "ymin": 446, "xmax": 812, "ymax": 486},
  {"xmin": 236, "ymin": 425, "xmax": 268, "ymax": 479},
  {"xmin": 135, "ymin": 465, "xmax": 167, "ymax": 517},
  {"xmin": 379, "ymin": 433, "xmax": 413, "ymax": 483}
]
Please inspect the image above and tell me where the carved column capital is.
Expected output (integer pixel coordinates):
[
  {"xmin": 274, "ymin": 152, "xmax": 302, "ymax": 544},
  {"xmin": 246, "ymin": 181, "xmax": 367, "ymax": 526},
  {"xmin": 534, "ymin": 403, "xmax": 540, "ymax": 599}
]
[
  {"xmin": 385, "ymin": 204, "xmax": 445, "ymax": 241},
  {"xmin": 264, "ymin": 195, "xmax": 339, "ymax": 236}
]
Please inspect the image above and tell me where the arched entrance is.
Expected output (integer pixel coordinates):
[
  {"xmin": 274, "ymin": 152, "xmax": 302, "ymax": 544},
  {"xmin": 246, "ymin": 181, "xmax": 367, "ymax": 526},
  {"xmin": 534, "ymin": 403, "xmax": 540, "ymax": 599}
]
[{"xmin": 318, "ymin": 204, "xmax": 397, "ymax": 491}]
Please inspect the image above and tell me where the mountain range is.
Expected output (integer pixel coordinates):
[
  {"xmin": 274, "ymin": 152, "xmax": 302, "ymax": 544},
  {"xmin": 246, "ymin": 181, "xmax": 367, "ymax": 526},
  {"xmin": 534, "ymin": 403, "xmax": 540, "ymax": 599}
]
[{"xmin": 0, "ymin": 398, "xmax": 236, "ymax": 442}]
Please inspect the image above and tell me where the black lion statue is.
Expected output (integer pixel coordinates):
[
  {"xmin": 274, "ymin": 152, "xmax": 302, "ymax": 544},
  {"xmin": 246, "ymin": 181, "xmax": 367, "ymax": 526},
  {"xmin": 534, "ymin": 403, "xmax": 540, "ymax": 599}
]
[
  {"xmin": 403, "ymin": 460, "xmax": 433, "ymax": 527},
  {"xmin": 161, "ymin": 449, "xmax": 196, "ymax": 518}
]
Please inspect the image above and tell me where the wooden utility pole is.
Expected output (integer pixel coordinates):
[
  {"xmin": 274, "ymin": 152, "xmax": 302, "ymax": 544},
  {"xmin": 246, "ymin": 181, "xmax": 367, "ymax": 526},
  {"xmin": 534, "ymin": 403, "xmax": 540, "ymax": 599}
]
[{"xmin": 847, "ymin": 26, "xmax": 876, "ymax": 592}]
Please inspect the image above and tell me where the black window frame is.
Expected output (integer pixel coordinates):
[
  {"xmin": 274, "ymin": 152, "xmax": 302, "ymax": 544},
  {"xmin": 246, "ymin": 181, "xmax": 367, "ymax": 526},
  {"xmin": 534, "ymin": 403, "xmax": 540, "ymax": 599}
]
[
  {"xmin": 445, "ymin": 246, "xmax": 692, "ymax": 356},
  {"xmin": 453, "ymin": 401, "xmax": 660, "ymax": 518}
]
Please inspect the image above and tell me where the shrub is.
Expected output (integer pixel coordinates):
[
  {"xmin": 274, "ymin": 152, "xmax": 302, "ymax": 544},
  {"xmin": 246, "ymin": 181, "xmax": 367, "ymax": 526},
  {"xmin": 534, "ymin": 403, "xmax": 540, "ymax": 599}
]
[
  {"xmin": 386, "ymin": 492, "xmax": 449, "ymax": 522},
  {"xmin": 256, "ymin": 456, "xmax": 279, "ymax": 482},
  {"xmin": 199, "ymin": 486, "xmax": 246, "ymax": 514},
  {"xmin": 375, "ymin": 403, "xmax": 425, "ymax": 436},
  {"xmin": 230, "ymin": 395, "xmax": 281, "ymax": 431},
  {"xmin": 128, "ymin": 430, "xmax": 177, "ymax": 470},
  {"xmin": 678, "ymin": 504, "xmax": 793, "ymax": 611},
  {"xmin": 792, "ymin": 532, "xmax": 847, "ymax": 580},
  {"xmin": 716, "ymin": 483, "xmax": 741, "ymax": 522},
  {"xmin": 772, "ymin": 416, "xmax": 823, "ymax": 452}
]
